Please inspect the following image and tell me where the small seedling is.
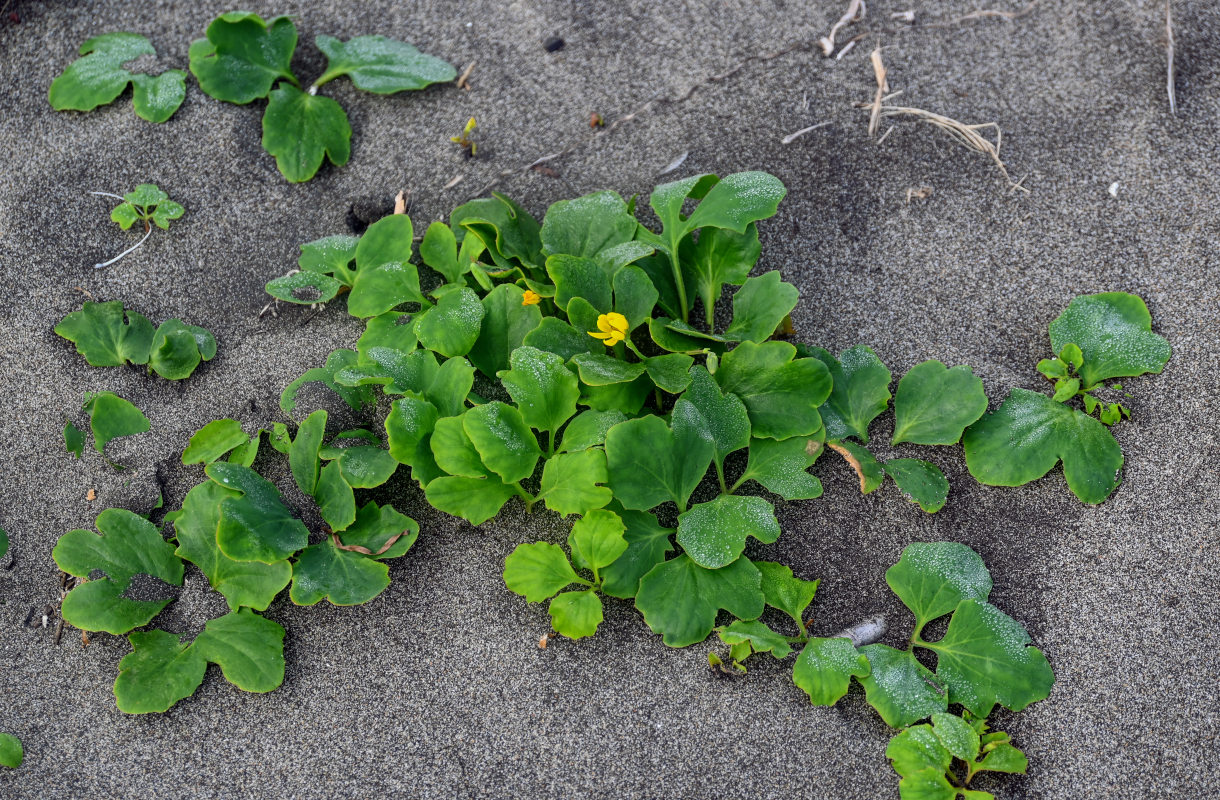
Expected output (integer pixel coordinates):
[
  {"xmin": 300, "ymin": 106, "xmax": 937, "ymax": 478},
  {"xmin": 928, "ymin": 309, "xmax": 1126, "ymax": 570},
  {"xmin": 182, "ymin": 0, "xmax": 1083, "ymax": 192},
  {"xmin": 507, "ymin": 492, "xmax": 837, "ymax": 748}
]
[
  {"xmin": 451, "ymin": 116, "xmax": 478, "ymax": 156},
  {"xmin": 90, "ymin": 184, "xmax": 183, "ymax": 268}
]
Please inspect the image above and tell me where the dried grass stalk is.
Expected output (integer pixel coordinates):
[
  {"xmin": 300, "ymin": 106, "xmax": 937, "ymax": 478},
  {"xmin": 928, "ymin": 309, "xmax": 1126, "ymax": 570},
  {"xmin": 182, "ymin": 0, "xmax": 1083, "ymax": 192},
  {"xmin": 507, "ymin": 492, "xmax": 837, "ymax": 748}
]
[
  {"xmin": 821, "ymin": 0, "xmax": 867, "ymax": 56},
  {"xmin": 1166, "ymin": 1, "xmax": 1177, "ymax": 114}
]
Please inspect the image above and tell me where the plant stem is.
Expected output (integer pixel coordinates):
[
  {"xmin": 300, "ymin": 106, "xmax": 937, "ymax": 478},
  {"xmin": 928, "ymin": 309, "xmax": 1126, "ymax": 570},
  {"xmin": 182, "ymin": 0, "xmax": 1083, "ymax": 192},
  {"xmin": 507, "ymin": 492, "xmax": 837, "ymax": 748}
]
[
  {"xmin": 512, "ymin": 482, "xmax": 535, "ymax": 512},
  {"xmin": 716, "ymin": 461, "xmax": 729, "ymax": 495},
  {"xmin": 667, "ymin": 246, "xmax": 690, "ymax": 323},
  {"xmin": 94, "ymin": 220, "xmax": 152, "ymax": 269}
]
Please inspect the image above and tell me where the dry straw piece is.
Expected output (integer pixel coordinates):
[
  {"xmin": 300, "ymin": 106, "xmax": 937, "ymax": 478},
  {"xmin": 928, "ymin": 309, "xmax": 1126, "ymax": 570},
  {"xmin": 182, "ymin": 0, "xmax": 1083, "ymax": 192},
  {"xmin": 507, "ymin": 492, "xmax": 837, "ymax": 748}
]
[{"xmin": 858, "ymin": 47, "xmax": 1025, "ymax": 191}]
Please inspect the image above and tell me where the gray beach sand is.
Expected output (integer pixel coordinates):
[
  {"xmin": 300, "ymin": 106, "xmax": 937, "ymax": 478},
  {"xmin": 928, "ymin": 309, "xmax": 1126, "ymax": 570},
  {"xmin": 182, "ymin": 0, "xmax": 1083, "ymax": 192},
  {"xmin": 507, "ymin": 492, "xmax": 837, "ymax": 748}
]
[{"xmin": 0, "ymin": 1, "xmax": 1217, "ymax": 797}]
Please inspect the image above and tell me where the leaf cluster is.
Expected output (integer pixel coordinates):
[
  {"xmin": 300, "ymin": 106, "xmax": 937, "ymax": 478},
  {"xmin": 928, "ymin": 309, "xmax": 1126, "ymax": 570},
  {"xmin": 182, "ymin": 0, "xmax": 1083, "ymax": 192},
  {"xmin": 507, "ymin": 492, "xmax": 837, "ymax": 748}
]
[
  {"xmin": 964, "ymin": 292, "xmax": 1171, "ymax": 503},
  {"xmin": 48, "ymin": 33, "xmax": 186, "ymax": 123},
  {"xmin": 55, "ymin": 300, "xmax": 214, "ymax": 380},
  {"xmin": 886, "ymin": 711, "xmax": 1028, "ymax": 800},
  {"xmin": 189, "ymin": 12, "xmax": 456, "ymax": 181},
  {"xmin": 52, "ymin": 414, "xmax": 417, "ymax": 712}
]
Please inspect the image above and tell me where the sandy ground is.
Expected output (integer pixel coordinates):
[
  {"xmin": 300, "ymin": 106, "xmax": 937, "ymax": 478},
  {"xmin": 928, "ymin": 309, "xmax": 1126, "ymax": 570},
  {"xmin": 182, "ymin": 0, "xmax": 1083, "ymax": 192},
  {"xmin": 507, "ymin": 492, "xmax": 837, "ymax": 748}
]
[{"xmin": 1, "ymin": 0, "xmax": 1217, "ymax": 797}]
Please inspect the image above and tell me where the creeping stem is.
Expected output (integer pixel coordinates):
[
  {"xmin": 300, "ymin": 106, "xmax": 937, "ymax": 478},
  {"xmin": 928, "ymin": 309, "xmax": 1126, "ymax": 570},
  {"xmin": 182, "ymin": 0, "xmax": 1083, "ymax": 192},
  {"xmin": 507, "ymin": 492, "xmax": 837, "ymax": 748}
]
[{"xmin": 667, "ymin": 243, "xmax": 690, "ymax": 323}]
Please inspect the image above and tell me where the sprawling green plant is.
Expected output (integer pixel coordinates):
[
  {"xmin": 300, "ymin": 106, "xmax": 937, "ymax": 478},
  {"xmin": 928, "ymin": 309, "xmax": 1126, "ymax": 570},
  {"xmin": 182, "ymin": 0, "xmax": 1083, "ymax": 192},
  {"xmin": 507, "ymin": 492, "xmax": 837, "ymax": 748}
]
[
  {"xmin": 52, "ymin": 172, "xmax": 1170, "ymax": 800},
  {"xmin": 190, "ymin": 12, "xmax": 456, "ymax": 181},
  {"xmin": 56, "ymin": 301, "xmax": 215, "ymax": 379},
  {"xmin": 49, "ymin": 33, "xmax": 186, "ymax": 122},
  {"xmin": 86, "ymin": 184, "xmax": 184, "ymax": 268}
]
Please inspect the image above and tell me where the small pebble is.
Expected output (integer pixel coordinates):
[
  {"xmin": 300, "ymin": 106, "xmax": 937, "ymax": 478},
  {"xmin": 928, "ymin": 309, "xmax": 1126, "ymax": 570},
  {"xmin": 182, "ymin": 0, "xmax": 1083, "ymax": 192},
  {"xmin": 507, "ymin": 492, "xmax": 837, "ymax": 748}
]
[{"xmin": 543, "ymin": 36, "xmax": 565, "ymax": 53}]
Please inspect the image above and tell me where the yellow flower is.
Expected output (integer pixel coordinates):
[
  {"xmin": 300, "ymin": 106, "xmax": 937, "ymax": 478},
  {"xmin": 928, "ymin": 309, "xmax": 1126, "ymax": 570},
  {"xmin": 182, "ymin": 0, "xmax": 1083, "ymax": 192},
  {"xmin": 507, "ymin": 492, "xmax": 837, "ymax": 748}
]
[
  {"xmin": 588, "ymin": 312, "xmax": 629, "ymax": 347},
  {"xmin": 522, "ymin": 289, "xmax": 541, "ymax": 306}
]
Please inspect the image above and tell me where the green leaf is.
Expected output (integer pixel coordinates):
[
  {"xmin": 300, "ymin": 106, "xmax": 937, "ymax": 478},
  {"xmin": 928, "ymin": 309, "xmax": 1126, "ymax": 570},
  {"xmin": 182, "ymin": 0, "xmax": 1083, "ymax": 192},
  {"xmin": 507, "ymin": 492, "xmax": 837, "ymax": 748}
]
[
  {"xmin": 64, "ymin": 421, "xmax": 85, "ymax": 459},
  {"xmin": 149, "ymin": 198, "xmax": 185, "ymax": 230},
  {"xmin": 173, "ymin": 481, "xmax": 291, "ymax": 611},
  {"xmin": 643, "ymin": 353, "xmax": 694, "ymax": 393},
  {"xmin": 684, "ymin": 171, "xmax": 787, "ymax": 235},
  {"xmin": 50, "ymin": 33, "xmax": 185, "ymax": 122},
  {"xmin": 1052, "ymin": 377, "xmax": 1081, "ymax": 402},
  {"xmin": 675, "ymin": 495, "xmax": 780, "ymax": 569},
  {"xmin": 857, "ymin": 644, "xmax": 947, "ymax": 728},
  {"xmin": 265, "ymin": 270, "xmax": 345, "ymax": 304},
  {"xmin": 884, "ymin": 459, "xmax": 950, "ymax": 513},
  {"xmin": 723, "ymin": 272, "xmax": 799, "ymax": 343},
  {"xmin": 807, "ymin": 345, "xmax": 892, "ymax": 443},
  {"xmin": 886, "ymin": 542, "xmax": 992, "ymax": 633},
  {"xmin": 558, "ymin": 409, "xmax": 627, "ymax": 452},
  {"xmin": 680, "ymin": 366, "xmax": 751, "ymax": 475},
  {"xmin": 55, "ymin": 301, "xmax": 154, "ymax": 367},
  {"xmin": 346, "ymin": 214, "xmax": 422, "ymax": 315},
  {"xmin": 1060, "ymin": 342, "xmax": 1084, "ymax": 371},
  {"xmin": 896, "ymin": 769, "xmax": 960, "ymax": 800},
  {"xmin": 714, "ymin": 341, "xmax": 830, "ymax": 439},
  {"xmin": 190, "ymin": 13, "xmax": 298, "ymax": 104},
  {"xmin": 463, "ymin": 401, "xmax": 541, "ymax": 483},
  {"xmin": 356, "ymin": 312, "xmax": 416, "ymax": 362},
  {"xmin": 892, "ymin": 361, "xmax": 988, "ymax": 445},
  {"xmin": 431, "ymin": 414, "xmax": 490, "ymax": 478},
  {"xmin": 334, "ymin": 502, "xmax": 418, "ymax": 559},
  {"xmin": 53, "ymin": 508, "xmax": 183, "ymax": 634},
  {"xmin": 522, "ymin": 317, "xmax": 599, "ymax": 360},
  {"xmin": 570, "ymin": 353, "xmax": 646, "ymax": 386},
  {"xmin": 384, "ymin": 395, "xmax": 441, "ymax": 482},
  {"xmin": 290, "ymin": 540, "xmax": 391, "ymax": 606},
  {"xmin": 314, "ymin": 34, "xmax": 455, "ymax": 93},
  {"xmin": 604, "ymin": 405, "xmax": 713, "ymax": 511},
  {"xmin": 684, "ymin": 225, "xmax": 760, "ymax": 328},
  {"xmin": 114, "ymin": 630, "xmax": 206, "ymax": 714},
  {"xmin": 0, "ymin": 733, "xmax": 22, "ymax": 769},
  {"xmin": 962, "ymin": 388, "xmax": 1124, "ymax": 504},
  {"xmin": 634, "ymin": 555, "xmax": 764, "ymax": 647},
  {"xmin": 886, "ymin": 724, "xmax": 953, "ymax": 779},
  {"xmin": 828, "ymin": 440, "xmax": 885, "ymax": 494},
  {"xmin": 719, "ymin": 619, "xmax": 792, "ymax": 658},
  {"xmin": 498, "ymin": 346, "xmax": 581, "ymax": 436},
  {"xmin": 322, "ymin": 444, "xmax": 398, "ymax": 489},
  {"xmin": 504, "ymin": 542, "xmax": 582, "ymax": 602},
  {"xmin": 281, "ymin": 349, "xmax": 375, "ymax": 413},
  {"xmin": 84, "ymin": 392, "xmax": 150, "ymax": 453},
  {"xmin": 261, "ymin": 84, "xmax": 351, "ymax": 183},
  {"xmin": 111, "ymin": 201, "xmax": 140, "ymax": 229},
  {"xmin": 793, "ymin": 637, "xmax": 871, "ymax": 706},
  {"xmin": 147, "ymin": 319, "xmax": 215, "ymax": 380},
  {"xmin": 541, "ymin": 191, "xmax": 637, "ymax": 258},
  {"xmin": 451, "ymin": 193, "xmax": 543, "ymax": 270},
  {"xmin": 416, "ymin": 287, "xmax": 485, "ymax": 357},
  {"xmin": 755, "ymin": 560, "xmax": 819, "ymax": 629},
  {"xmin": 129, "ymin": 70, "xmax": 188, "ymax": 123},
  {"xmin": 579, "ymin": 374, "xmax": 653, "ymax": 415},
  {"xmin": 921, "ymin": 600, "xmax": 1055, "ymax": 718},
  {"xmin": 547, "ymin": 254, "xmax": 613, "ymax": 313},
  {"xmin": 191, "ymin": 608, "xmax": 286, "ymax": 692},
  {"xmin": 299, "ymin": 234, "xmax": 359, "ymax": 278},
  {"xmin": 567, "ymin": 509, "xmax": 628, "ymax": 572},
  {"xmin": 289, "ymin": 410, "xmax": 327, "ymax": 496},
  {"xmin": 468, "ymin": 283, "xmax": 542, "ymax": 378},
  {"xmin": 538, "ymin": 449, "xmax": 613, "ymax": 516},
  {"xmin": 419, "ymin": 221, "xmax": 461, "ymax": 283},
  {"xmin": 600, "ymin": 510, "xmax": 674, "ymax": 599},
  {"xmin": 975, "ymin": 743, "xmax": 1028, "ymax": 775},
  {"xmin": 736, "ymin": 436, "xmax": 824, "ymax": 500},
  {"xmin": 315, "ymin": 460, "xmax": 357, "ymax": 531},
  {"xmin": 548, "ymin": 590, "xmax": 604, "ymax": 639},
  {"xmin": 1036, "ymin": 358, "xmax": 1068, "ymax": 380},
  {"xmin": 1047, "ymin": 292, "xmax": 1171, "ymax": 389},
  {"xmin": 929, "ymin": 712, "xmax": 980, "ymax": 761},
  {"xmin": 207, "ymin": 462, "xmax": 309, "ymax": 564},
  {"xmin": 424, "ymin": 475, "xmax": 516, "ymax": 525},
  {"xmin": 612, "ymin": 266, "xmax": 659, "ymax": 330}
]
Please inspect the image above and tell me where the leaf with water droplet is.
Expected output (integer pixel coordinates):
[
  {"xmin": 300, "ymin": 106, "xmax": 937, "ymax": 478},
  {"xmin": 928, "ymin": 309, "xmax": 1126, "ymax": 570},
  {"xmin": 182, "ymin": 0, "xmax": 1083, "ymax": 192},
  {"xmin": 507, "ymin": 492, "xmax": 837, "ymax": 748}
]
[
  {"xmin": 805, "ymin": 345, "xmax": 892, "ymax": 443},
  {"xmin": 714, "ymin": 341, "xmax": 830, "ymax": 440},
  {"xmin": 857, "ymin": 643, "xmax": 948, "ymax": 728},
  {"xmin": 963, "ymin": 387, "xmax": 1124, "ymax": 504},
  {"xmin": 599, "ymin": 510, "xmax": 674, "ymax": 599},
  {"xmin": 675, "ymin": 495, "xmax": 780, "ymax": 569},
  {"xmin": 1048, "ymin": 292, "xmax": 1170, "ymax": 390},
  {"xmin": 314, "ymin": 34, "xmax": 455, "ymax": 94},
  {"xmin": 49, "ymin": 32, "xmax": 185, "ymax": 122},
  {"xmin": 604, "ymin": 405, "xmax": 713, "ymax": 511},
  {"xmin": 883, "ymin": 458, "xmax": 949, "ymax": 513},
  {"xmin": 886, "ymin": 542, "xmax": 992, "ymax": 633},
  {"xmin": 207, "ymin": 462, "xmax": 309, "ymax": 564},
  {"xmin": 634, "ymin": 555, "xmax": 763, "ymax": 647},
  {"xmin": 719, "ymin": 619, "xmax": 792, "ymax": 659},
  {"xmin": 891, "ymin": 361, "xmax": 987, "ymax": 446},
  {"xmin": 793, "ymin": 637, "xmax": 871, "ymax": 706}
]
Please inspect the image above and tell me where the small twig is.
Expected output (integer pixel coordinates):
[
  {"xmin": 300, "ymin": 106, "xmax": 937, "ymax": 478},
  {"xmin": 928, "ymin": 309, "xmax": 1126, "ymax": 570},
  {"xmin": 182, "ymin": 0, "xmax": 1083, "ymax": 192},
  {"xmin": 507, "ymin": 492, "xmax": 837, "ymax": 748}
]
[
  {"xmin": 443, "ymin": 174, "xmax": 464, "ymax": 190},
  {"xmin": 330, "ymin": 531, "xmax": 407, "ymax": 556},
  {"xmin": 821, "ymin": 0, "xmax": 867, "ymax": 56},
  {"xmin": 94, "ymin": 219, "xmax": 151, "ymax": 269},
  {"xmin": 393, "ymin": 189, "xmax": 408, "ymax": 215},
  {"xmin": 918, "ymin": 1, "xmax": 1039, "ymax": 29},
  {"xmin": 88, "ymin": 190, "xmax": 125, "ymax": 201},
  {"xmin": 835, "ymin": 40, "xmax": 858, "ymax": 60},
  {"xmin": 456, "ymin": 61, "xmax": 476, "ymax": 91},
  {"xmin": 875, "ymin": 123, "xmax": 895, "ymax": 145},
  {"xmin": 1165, "ymin": 0, "xmax": 1177, "ymax": 115},
  {"xmin": 781, "ymin": 121, "xmax": 832, "ymax": 145}
]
